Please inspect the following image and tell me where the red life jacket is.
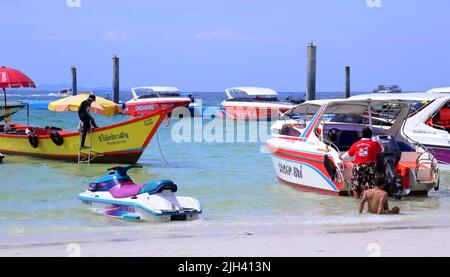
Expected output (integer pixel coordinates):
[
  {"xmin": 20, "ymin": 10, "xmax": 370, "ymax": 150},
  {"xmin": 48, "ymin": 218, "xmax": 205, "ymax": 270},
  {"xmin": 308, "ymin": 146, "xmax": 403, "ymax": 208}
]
[{"xmin": 436, "ymin": 107, "xmax": 450, "ymax": 128}]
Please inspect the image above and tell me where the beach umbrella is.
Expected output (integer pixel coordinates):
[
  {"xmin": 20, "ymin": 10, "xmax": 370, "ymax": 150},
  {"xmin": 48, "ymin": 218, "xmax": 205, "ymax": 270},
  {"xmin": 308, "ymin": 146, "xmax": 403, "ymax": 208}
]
[
  {"xmin": 0, "ymin": 66, "xmax": 36, "ymax": 114},
  {"xmin": 48, "ymin": 92, "xmax": 122, "ymax": 117}
]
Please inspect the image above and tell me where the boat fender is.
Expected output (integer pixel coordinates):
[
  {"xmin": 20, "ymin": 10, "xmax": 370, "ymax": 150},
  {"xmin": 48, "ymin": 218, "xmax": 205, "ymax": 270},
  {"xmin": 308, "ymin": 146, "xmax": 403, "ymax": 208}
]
[
  {"xmin": 50, "ymin": 130, "xmax": 64, "ymax": 146},
  {"xmin": 27, "ymin": 131, "xmax": 39, "ymax": 148}
]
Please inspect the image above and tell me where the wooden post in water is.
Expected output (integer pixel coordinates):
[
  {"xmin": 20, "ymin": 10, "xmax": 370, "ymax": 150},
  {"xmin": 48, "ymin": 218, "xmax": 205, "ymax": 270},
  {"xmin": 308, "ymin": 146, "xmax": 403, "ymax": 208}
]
[
  {"xmin": 71, "ymin": 66, "xmax": 77, "ymax": 96},
  {"xmin": 306, "ymin": 42, "xmax": 317, "ymax": 100},
  {"xmin": 112, "ymin": 55, "xmax": 120, "ymax": 104},
  {"xmin": 345, "ymin": 66, "xmax": 351, "ymax": 98}
]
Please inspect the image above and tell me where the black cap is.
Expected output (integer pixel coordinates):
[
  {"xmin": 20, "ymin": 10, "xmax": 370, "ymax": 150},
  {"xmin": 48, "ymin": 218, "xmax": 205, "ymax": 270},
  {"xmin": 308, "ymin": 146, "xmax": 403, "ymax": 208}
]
[{"xmin": 88, "ymin": 94, "xmax": 96, "ymax": 101}]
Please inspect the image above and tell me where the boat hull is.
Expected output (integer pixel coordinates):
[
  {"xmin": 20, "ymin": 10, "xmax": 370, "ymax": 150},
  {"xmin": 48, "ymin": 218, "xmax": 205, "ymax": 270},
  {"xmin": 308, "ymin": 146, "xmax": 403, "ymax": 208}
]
[
  {"xmin": 268, "ymin": 143, "xmax": 435, "ymax": 196},
  {"xmin": 427, "ymin": 145, "xmax": 450, "ymax": 164},
  {"xmin": 217, "ymin": 105, "xmax": 291, "ymax": 120},
  {"xmin": 268, "ymin": 145, "xmax": 344, "ymax": 195},
  {"xmin": 0, "ymin": 111, "xmax": 167, "ymax": 164},
  {"xmin": 124, "ymin": 99, "xmax": 191, "ymax": 117}
]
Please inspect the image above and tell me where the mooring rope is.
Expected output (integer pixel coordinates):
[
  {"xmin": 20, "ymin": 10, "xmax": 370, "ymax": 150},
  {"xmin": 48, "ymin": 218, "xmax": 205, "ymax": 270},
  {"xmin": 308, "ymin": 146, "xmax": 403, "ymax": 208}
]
[{"xmin": 156, "ymin": 130, "xmax": 168, "ymax": 165}]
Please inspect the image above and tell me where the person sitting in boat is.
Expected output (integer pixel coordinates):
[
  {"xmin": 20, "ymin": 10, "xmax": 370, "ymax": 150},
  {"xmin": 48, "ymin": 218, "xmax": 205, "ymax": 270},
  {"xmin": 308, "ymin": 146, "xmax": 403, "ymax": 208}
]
[
  {"xmin": 359, "ymin": 175, "xmax": 400, "ymax": 215},
  {"xmin": 342, "ymin": 127, "xmax": 383, "ymax": 199},
  {"xmin": 78, "ymin": 94, "xmax": 99, "ymax": 148}
]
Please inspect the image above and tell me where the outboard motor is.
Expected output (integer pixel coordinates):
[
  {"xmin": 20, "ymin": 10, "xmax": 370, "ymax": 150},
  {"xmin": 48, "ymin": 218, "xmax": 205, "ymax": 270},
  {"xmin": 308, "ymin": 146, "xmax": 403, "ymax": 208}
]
[
  {"xmin": 374, "ymin": 135, "xmax": 404, "ymax": 199},
  {"xmin": 0, "ymin": 153, "xmax": 4, "ymax": 163}
]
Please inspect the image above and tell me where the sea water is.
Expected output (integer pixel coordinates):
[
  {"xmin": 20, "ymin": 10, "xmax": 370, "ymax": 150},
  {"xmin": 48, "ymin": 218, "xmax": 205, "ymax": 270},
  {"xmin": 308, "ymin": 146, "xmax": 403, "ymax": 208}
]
[{"xmin": 0, "ymin": 91, "xmax": 449, "ymax": 244}]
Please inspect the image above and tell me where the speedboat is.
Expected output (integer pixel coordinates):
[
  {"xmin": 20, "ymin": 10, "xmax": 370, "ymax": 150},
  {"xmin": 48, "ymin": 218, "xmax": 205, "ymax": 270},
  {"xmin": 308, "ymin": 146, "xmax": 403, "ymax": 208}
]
[
  {"xmin": 217, "ymin": 87, "xmax": 295, "ymax": 120},
  {"xmin": 349, "ymin": 92, "xmax": 450, "ymax": 164},
  {"xmin": 123, "ymin": 87, "xmax": 192, "ymax": 116},
  {"xmin": 78, "ymin": 165, "xmax": 202, "ymax": 221},
  {"xmin": 266, "ymin": 99, "xmax": 440, "ymax": 197},
  {"xmin": 0, "ymin": 101, "xmax": 26, "ymax": 121},
  {"xmin": 373, "ymin": 85, "xmax": 402, "ymax": 93}
]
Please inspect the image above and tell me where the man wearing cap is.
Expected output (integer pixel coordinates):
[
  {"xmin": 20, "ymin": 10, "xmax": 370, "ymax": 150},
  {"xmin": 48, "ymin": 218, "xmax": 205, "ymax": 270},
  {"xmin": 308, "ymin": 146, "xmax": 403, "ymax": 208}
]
[{"xmin": 78, "ymin": 94, "xmax": 99, "ymax": 148}]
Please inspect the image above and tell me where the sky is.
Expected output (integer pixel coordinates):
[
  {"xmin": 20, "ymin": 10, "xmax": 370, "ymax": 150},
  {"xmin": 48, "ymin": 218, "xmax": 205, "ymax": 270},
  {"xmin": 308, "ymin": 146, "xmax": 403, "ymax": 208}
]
[{"xmin": 1, "ymin": 0, "xmax": 449, "ymax": 92}]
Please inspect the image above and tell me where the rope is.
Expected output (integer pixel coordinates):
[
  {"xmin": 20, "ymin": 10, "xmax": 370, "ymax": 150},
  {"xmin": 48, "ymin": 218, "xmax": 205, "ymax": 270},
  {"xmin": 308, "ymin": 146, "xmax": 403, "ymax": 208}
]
[{"xmin": 156, "ymin": 130, "xmax": 168, "ymax": 165}]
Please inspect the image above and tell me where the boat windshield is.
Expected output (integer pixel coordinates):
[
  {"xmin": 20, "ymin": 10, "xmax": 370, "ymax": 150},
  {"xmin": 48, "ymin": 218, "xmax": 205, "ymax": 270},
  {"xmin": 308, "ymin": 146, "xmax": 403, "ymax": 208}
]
[
  {"xmin": 227, "ymin": 95, "xmax": 280, "ymax": 102},
  {"xmin": 134, "ymin": 88, "xmax": 181, "ymax": 99}
]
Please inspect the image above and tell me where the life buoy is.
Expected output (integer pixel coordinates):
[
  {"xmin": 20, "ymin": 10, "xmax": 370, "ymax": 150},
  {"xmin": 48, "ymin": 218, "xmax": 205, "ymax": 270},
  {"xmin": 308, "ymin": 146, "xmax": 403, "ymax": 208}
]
[
  {"xmin": 50, "ymin": 130, "xmax": 64, "ymax": 146},
  {"xmin": 28, "ymin": 133, "xmax": 39, "ymax": 148}
]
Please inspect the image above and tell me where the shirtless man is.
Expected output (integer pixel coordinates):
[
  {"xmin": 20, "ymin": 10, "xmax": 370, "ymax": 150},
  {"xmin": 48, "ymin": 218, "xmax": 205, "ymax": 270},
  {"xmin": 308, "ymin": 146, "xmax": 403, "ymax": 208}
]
[{"xmin": 358, "ymin": 176, "xmax": 400, "ymax": 215}]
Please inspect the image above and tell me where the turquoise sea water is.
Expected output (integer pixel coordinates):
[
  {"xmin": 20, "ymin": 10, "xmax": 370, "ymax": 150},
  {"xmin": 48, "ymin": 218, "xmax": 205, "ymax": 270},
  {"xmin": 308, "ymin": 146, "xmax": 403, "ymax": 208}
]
[{"xmin": 1, "ymin": 91, "xmax": 449, "ymax": 244}]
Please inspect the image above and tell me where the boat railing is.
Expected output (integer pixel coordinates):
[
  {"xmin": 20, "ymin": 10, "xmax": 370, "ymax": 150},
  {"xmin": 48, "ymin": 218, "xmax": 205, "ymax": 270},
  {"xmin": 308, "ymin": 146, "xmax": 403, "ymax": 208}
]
[
  {"xmin": 323, "ymin": 138, "xmax": 341, "ymax": 156},
  {"xmin": 415, "ymin": 151, "xmax": 439, "ymax": 188}
]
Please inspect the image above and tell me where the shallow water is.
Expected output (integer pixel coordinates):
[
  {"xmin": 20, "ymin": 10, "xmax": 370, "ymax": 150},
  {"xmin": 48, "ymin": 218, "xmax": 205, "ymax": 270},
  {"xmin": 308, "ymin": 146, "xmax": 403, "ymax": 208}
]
[{"xmin": 1, "ymin": 92, "xmax": 450, "ymax": 243}]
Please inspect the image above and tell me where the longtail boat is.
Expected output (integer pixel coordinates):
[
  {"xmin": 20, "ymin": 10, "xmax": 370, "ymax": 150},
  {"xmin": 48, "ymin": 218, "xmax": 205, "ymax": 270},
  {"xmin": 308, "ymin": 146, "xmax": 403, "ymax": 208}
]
[{"xmin": 0, "ymin": 110, "xmax": 167, "ymax": 164}]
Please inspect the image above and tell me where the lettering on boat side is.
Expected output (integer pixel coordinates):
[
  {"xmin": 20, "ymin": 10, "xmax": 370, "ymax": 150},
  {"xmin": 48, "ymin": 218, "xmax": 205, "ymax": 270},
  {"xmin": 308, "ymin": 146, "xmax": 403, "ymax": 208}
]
[
  {"xmin": 98, "ymin": 132, "xmax": 129, "ymax": 145},
  {"xmin": 178, "ymin": 261, "xmax": 271, "ymax": 274},
  {"xmin": 278, "ymin": 162, "xmax": 303, "ymax": 179},
  {"xmin": 136, "ymin": 105, "xmax": 156, "ymax": 111},
  {"xmin": 144, "ymin": 118, "xmax": 154, "ymax": 126}
]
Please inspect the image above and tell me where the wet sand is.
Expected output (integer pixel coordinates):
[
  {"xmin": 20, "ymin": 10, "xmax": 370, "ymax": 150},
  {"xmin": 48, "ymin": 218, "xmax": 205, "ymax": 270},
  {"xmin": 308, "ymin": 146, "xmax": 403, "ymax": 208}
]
[{"xmin": 2, "ymin": 220, "xmax": 450, "ymax": 257}]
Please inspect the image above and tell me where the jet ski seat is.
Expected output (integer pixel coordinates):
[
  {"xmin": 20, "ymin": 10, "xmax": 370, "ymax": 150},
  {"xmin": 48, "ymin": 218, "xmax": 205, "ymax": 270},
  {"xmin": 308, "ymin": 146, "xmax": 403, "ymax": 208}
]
[{"xmin": 139, "ymin": 180, "xmax": 178, "ymax": 195}]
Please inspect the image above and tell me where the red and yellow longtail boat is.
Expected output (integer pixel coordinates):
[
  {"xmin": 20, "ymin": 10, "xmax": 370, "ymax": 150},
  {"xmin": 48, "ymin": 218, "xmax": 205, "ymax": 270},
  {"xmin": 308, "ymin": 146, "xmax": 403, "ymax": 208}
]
[{"xmin": 0, "ymin": 110, "xmax": 167, "ymax": 164}]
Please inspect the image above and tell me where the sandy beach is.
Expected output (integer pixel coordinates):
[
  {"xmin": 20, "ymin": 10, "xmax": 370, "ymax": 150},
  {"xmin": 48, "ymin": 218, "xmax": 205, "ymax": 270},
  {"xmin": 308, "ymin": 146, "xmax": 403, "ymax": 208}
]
[{"xmin": 2, "ymin": 218, "xmax": 450, "ymax": 257}]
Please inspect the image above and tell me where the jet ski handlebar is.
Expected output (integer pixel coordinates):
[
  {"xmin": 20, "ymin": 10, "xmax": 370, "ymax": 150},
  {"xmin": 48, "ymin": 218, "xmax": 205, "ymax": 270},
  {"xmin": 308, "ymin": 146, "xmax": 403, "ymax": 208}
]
[{"xmin": 107, "ymin": 165, "xmax": 143, "ymax": 176}]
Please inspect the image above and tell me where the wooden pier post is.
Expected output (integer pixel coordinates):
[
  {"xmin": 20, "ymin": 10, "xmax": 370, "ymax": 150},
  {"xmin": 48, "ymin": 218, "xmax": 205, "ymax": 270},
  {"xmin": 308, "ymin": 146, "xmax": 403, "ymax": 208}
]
[
  {"xmin": 345, "ymin": 66, "xmax": 350, "ymax": 98},
  {"xmin": 71, "ymin": 66, "xmax": 77, "ymax": 96},
  {"xmin": 306, "ymin": 42, "xmax": 317, "ymax": 100},
  {"xmin": 112, "ymin": 55, "xmax": 120, "ymax": 104}
]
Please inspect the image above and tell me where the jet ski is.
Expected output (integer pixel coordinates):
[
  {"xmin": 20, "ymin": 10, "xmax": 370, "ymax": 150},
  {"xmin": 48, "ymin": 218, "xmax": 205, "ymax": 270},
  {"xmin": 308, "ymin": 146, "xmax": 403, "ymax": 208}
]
[
  {"xmin": 0, "ymin": 153, "xmax": 4, "ymax": 163},
  {"xmin": 77, "ymin": 165, "xmax": 202, "ymax": 222}
]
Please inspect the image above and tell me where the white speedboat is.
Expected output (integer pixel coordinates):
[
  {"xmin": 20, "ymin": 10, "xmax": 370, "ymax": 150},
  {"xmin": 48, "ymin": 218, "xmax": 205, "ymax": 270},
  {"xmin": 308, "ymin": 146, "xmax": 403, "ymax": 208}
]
[
  {"xmin": 217, "ymin": 87, "xmax": 295, "ymax": 120},
  {"xmin": 124, "ymin": 87, "xmax": 192, "ymax": 116},
  {"xmin": 373, "ymin": 85, "xmax": 402, "ymax": 93},
  {"xmin": 266, "ymin": 99, "xmax": 439, "ymax": 197},
  {"xmin": 349, "ymin": 92, "xmax": 450, "ymax": 164}
]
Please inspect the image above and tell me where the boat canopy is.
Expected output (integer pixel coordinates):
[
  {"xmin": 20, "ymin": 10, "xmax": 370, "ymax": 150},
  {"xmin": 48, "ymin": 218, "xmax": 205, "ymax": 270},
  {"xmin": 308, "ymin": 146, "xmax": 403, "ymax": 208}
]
[
  {"xmin": 131, "ymin": 87, "xmax": 181, "ymax": 99},
  {"xmin": 426, "ymin": 87, "xmax": 450, "ymax": 93},
  {"xmin": 349, "ymin": 92, "xmax": 448, "ymax": 101},
  {"xmin": 285, "ymin": 99, "xmax": 410, "ymax": 116},
  {"xmin": 225, "ymin": 87, "xmax": 278, "ymax": 99}
]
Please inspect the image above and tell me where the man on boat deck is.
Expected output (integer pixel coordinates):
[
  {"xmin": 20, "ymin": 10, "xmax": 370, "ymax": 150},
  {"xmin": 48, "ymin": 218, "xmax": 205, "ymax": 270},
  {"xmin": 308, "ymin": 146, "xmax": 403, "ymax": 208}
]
[
  {"xmin": 342, "ymin": 127, "xmax": 382, "ymax": 199},
  {"xmin": 78, "ymin": 94, "xmax": 99, "ymax": 148},
  {"xmin": 359, "ymin": 175, "xmax": 400, "ymax": 215}
]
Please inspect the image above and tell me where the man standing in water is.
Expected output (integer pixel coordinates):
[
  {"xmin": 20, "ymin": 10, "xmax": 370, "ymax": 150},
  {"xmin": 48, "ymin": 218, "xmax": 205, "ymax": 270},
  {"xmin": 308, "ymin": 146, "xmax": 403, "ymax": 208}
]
[
  {"xmin": 342, "ymin": 127, "xmax": 383, "ymax": 199},
  {"xmin": 78, "ymin": 94, "xmax": 99, "ymax": 148},
  {"xmin": 359, "ymin": 176, "xmax": 400, "ymax": 215}
]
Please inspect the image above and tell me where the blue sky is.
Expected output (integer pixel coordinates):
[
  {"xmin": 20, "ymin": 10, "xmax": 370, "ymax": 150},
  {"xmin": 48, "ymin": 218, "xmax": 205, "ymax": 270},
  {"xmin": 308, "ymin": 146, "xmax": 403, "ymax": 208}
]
[{"xmin": 1, "ymin": 0, "xmax": 449, "ymax": 92}]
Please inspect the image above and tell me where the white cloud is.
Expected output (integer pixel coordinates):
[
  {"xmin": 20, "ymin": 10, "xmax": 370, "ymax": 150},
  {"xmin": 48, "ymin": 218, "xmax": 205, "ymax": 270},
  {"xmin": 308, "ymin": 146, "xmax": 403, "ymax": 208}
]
[
  {"xmin": 195, "ymin": 30, "xmax": 267, "ymax": 41},
  {"xmin": 103, "ymin": 30, "xmax": 129, "ymax": 42}
]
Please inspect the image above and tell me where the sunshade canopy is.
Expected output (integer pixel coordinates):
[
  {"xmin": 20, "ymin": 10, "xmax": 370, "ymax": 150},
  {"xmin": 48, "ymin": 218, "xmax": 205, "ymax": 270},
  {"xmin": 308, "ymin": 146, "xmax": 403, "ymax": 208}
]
[{"xmin": 48, "ymin": 93, "xmax": 122, "ymax": 117}]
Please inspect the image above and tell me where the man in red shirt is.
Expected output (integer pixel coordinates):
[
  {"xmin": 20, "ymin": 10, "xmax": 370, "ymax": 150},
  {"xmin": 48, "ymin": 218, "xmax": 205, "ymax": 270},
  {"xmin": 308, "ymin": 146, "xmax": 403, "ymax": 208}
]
[{"xmin": 342, "ymin": 127, "xmax": 383, "ymax": 199}]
